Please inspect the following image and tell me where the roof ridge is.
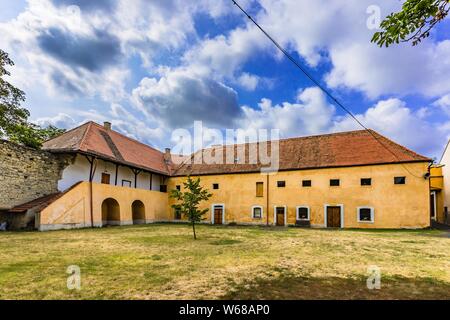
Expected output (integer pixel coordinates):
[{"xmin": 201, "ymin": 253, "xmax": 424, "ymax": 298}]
[
  {"xmin": 367, "ymin": 129, "xmax": 430, "ymax": 160},
  {"xmin": 43, "ymin": 121, "xmax": 92, "ymax": 146},
  {"xmin": 89, "ymin": 121, "xmax": 164, "ymax": 155},
  {"xmin": 78, "ymin": 121, "xmax": 94, "ymax": 151}
]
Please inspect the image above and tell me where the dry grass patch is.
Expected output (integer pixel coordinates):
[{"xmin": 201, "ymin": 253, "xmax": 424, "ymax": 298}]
[{"xmin": 0, "ymin": 224, "xmax": 448, "ymax": 299}]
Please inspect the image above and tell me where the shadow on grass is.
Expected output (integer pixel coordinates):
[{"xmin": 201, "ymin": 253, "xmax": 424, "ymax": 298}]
[{"xmin": 222, "ymin": 273, "xmax": 450, "ymax": 300}]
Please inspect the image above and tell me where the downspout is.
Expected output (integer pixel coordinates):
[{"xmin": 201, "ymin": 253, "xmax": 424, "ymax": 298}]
[
  {"xmin": 427, "ymin": 161, "xmax": 433, "ymax": 226},
  {"xmin": 88, "ymin": 156, "xmax": 97, "ymax": 228},
  {"xmin": 114, "ymin": 164, "xmax": 119, "ymax": 186},
  {"xmin": 266, "ymin": 173, "xmax": 269, "ymax": 226}
]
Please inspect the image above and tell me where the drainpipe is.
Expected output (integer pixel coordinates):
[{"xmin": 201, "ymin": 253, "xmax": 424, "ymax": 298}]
[
  {"xmin": 266, "ymin": 174, "xmax": 269, "ymax": 226},
  {"xmin": 87, "ymin": 156, "xmax": 97, "ymax": 228}
]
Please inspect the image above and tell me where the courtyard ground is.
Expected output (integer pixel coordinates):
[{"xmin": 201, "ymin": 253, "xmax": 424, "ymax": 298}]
[{"xmin": 0, "ymin": 223, "xmax": 449, "ymax": 300}]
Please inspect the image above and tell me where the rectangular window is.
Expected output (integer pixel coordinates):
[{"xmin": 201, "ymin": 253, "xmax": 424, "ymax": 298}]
[
  {"xmin": 174, "ymin": 208, "xmax": 182, "ymax": 220},
  {"xmin": 122, "ymin": 180, "xmax": 131, "ymax": 187},
  {"xmin": 277, "ymin": 181, "xmax": 286, "ymax": 188},
  {"xmin": 330, "ymin": 179, "xmax": 340, "ymax": 186},
  {"xmin": 297, "ymin": 207, "xmax": 309, "ymax": 220},
  {"xmin": 101, "ymin": 173, "xmax": 110, "ymax": 184},
  {"xmin": 176, "ymin": 185, "xmax": 181, "ymax": 191},
  {"xmin": 213, "ymin": 183, "xmax": 219, "ymax": 190},
  {"xmin": 361, "ymin": 178, "xmax": 372, "ymax": 186},
  {"xmin": 358, "ymin": 207, "xmax": 374, "ymax": 222},
  {"xmin": 252, "ymin": 206, "xmax": 262, "ymax": 219},
  {"xmin": 160, "ymin": 185, "xmax": 167, "ymax": 192},
  {"xmin": 394, "ymin": 176, "xmax": 406, "ymax": 184},
  {"xmin": 302, "ymin": 180, "xmax": 312, "ymax": 187},
  {"xmin": 256, "ymin": 182, "xmax": 264, "ymax": 197}
]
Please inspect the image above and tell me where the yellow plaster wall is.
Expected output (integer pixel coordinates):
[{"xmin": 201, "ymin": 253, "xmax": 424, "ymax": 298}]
[
  {"xmin": 39, "ymin": 182, "xmax": 167, "ymax": 230},
  {"xmin": 39, "ymin": 162, "xmax": 430, "ymax": 230},
  {"xmin": 168, "ymin": 162, "xmax": 430, "ymax": 229}
]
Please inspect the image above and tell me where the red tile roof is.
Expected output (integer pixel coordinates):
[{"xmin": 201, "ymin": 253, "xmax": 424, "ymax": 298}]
[
  {"xmin": 172, "ymin": 129, "xmax": 431, "ymax": 176},
  {"xmin": 43, "ymin": 122, "xmax": 170, "ymax": 175},
  {"xmin": 42, "ymin": 122, "xmax": 430, "ymax": 177},
  {"xmin": 8, "ymin": 193, "xmax": 62, "ymax": 213}
]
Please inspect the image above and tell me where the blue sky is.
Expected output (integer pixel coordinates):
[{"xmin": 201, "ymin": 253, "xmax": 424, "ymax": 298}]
[{"xmin": 1, "ymin": 0, "xmax": 450, "ymax": 159}]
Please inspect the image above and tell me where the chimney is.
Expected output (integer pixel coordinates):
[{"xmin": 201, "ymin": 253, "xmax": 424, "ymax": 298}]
[
  {"xmin": 164, "ymin": 148, "xmax": 171, "ymax": 163},
  {"xmin": 103, "ymin": 121, "xmax": 112, "ymax": 130}
]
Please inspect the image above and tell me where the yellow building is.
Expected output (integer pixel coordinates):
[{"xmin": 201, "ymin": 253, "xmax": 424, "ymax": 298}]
[{"xmin": 2, "ymin": 121, "xmax": 435, "ymax": 230}]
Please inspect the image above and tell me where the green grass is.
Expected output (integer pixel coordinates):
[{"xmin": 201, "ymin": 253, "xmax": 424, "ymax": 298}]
[{"xmin": 0, "ymin": 224, "xmax": 449, "ymax": 300}]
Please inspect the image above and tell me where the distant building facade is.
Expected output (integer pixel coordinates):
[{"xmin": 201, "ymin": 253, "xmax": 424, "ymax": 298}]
[{"xmin": 0, "ymin": 121, "xmax": 436, "ymax": 230}]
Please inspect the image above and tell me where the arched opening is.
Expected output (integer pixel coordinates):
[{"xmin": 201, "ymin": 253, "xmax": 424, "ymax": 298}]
[
  {"xmin": 102, "ymin": 198, "xmax": 120, "ymax": 226},
  {"xmin": 132, "ymin": 200, "xmax": 146, "ymax": 224}
]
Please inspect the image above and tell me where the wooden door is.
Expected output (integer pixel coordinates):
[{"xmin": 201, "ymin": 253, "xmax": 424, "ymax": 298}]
[
  {"xmin": 276, "ymin": 207, "xmax": 285, "ymax": 226},
  {"xmin": 101, "ymin": 173, "xmax": 110, "ymax": 184},
  {"xmin": 214, "ymin": 207, "xmax": 223, "ymax": 225},
  {"xmin": 327, "ymin": 206, "xmax": 341, "ymax": 228}
]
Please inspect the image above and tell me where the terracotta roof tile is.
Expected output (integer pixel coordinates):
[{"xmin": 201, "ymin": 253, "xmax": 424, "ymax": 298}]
[
  {"xmin": 172, "ymin": 129, "xmax": 431, "ymax": 176},
  {"xmin": 43, "ymin": 122, "xmax": 170, "ymax": 175},
  {"xmin": 42, "ymin": 122, "xmax": 430, "ymax": 177}
]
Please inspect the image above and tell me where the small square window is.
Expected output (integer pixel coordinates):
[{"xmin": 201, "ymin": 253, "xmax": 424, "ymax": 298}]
[
  {"xmin": 358, "ymin": 208, "xmax": 374, "ymax": 222},
  {"xmin": 176, "ymin": 185, "xmax": 181, "ymax": 191},
  {"xmin": 394, "ymin": 177, "xmax": 406, "ymax": 184},
  {"xmin": 297, "ymin": 207, "xmax": 309, "ymax": 220},
  {"xmin": 361, "ymin": 178, "xmax": 372, "ymax": 186},
  {"xmin": 277, "ymin": 181, "xmax": 286, "ymax": 188},
  {"xmin": 330, "ymin": 179, "xmax": 340, "ymax": 186},
  {"xmin": 213, "ymin": 183, "xmax": 219, "ymax": 190},
  {"xmin": 122, "ymin": 180, "xmax": 131, "ymax": 187},
  {"xmin": 302, "ymin": 180, "xmax": 312, "ymax": 187},
  {"xmin": 252, "ymin": 207, "xmax": 262, "ymax": 219}
]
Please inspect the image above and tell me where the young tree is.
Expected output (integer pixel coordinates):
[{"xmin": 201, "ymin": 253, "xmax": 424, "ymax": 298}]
[
  {"xmin": 372, "ymin": 0, "xmax": 450, "ymax": 47},
  {"xmin": 0, "ymin": 49, "xmax": 65, "ymax": 148},
  {"xmin": 170, "ymin": 176, "xmax": 213, "ymax": 240}
]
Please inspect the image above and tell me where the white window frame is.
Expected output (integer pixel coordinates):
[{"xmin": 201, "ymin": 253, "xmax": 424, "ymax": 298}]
[
  {"xmin": 251, "ymin": 206, "xmax": 264, "ymax": 219},
  {"xmin": 211, "ymin": 204, "xmax": 225, "ymax": 224},
  {"xmin": 357, "ymin": 207, "xmax": 375, "ymax": 223},
  {"xmin": 296, "ymin": 206, "xmax": 310, "ymax": 221}
]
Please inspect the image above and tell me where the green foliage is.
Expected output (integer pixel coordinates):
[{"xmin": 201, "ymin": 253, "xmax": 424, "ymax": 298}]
[
  {"xmin": 170, "ymin": 176, "xmax": 213, "ymax": 239},
  {"xmin": 372, "ymin": 0, "xmax": 450, "ymax": 47},
  {"xmin": 0, "ymin": 49, "xmax": 65, "ymax": 148},
  {"xmin": 8, "ymin": 124, "xmax": 66, "ymax": 149}
]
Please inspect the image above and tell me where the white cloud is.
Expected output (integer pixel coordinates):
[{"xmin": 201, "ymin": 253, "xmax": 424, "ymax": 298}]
[
  {"xmin": 237, "ymin": 72, "xmax": 260, "ymax": 91},
  {"xmin": 238, "ymin": 87, "xmax": 335, "ymax": 137},
  {"xmin": 237, "ymin": 88, "xmax": 448, "ymax": 158},
  {"xmin": 131, "ymin": 68, "xmax": 242, "ymax": 129},
  {"xmin": 34, "ymin": 112, "xmax": 76, "ymax": 129}
]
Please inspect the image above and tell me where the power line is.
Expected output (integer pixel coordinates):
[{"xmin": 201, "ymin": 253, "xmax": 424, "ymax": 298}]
[{"xmin": 231, "ymin": 0, "xmax": 427, "ymax": 178}]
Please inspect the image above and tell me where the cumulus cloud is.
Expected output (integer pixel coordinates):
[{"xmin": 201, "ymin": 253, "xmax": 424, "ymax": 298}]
[
  {"xmin": 34, "ymin": 112, "xmax": 76, "ymax": 129},
  {"xmin": 332, "ymin": 98, "xmax": 442, "ymax": 156},
  {"xmin": 236, "ymin": 87, "xmax": 448, "ymax": 158},
  {"xmin": 238, "ymin": 87, "xmax": 335, "ymax": 137},
  {"xmin": 51, "ymin": 0, "xmax": 116, "ymax": 13},
  {"xmin": 37, "ymin": 27, "xmax": 122, "ymax": 72},
  {"xmin": 132, "ymin": 69, "xmax": 242, "ymax": 129}
]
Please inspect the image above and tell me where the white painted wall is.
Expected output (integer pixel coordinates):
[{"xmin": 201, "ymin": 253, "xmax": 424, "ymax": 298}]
[
  {"xmin": 440, "ymin": 142, "xmax": 450, "ymax": 209},
  {"xmin": 58, "ymin": 154, "xmax": 164, "ymax": 192}
]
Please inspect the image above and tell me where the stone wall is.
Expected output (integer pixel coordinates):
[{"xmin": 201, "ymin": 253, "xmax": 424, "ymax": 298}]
[{"xmin": 0, "ymin": 140, "xmax": 70, "ymax": 210}]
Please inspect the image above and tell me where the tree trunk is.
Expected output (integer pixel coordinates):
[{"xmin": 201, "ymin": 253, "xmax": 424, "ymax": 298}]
[{"xmin": 192, "ymin": 221, "xmax": 197, "ymax": 240}]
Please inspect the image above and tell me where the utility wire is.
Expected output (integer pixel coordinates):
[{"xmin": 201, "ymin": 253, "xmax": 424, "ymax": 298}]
[{"xmin": 231, "ymin": 0, "xmax": 426, "ymax": 178}]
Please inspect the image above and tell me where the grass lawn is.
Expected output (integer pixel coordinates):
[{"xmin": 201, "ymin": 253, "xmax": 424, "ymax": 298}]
[{"xmin": 0, "ymin": 223, "xmax": 449, "ymax": 300}]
